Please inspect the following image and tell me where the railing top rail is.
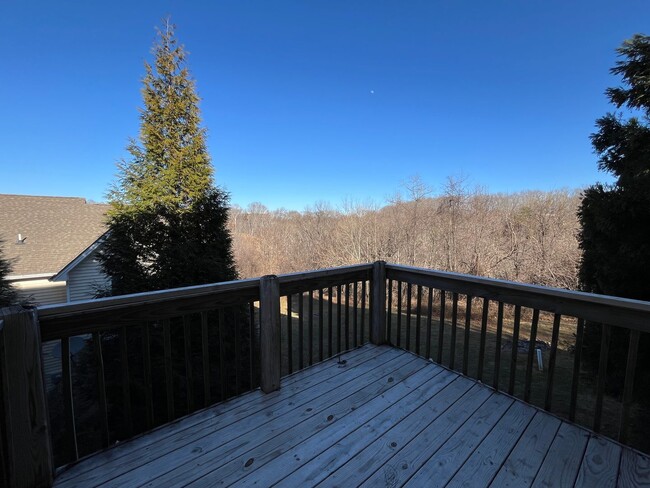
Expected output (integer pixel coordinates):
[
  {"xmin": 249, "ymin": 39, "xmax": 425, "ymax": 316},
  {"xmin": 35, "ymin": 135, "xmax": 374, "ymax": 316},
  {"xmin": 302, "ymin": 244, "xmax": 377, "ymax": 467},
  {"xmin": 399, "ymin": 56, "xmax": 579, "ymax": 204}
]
[
  {"xmin": 386, "ymin": 263, "xmax": 650, "ymax": 331},
  {"xmin": 37, "ymin": 277, "xmax": 261, "ymax": 320},
  {"xmin": 37, "ymin": 263, "xmax": 374, "ymax": 323}
]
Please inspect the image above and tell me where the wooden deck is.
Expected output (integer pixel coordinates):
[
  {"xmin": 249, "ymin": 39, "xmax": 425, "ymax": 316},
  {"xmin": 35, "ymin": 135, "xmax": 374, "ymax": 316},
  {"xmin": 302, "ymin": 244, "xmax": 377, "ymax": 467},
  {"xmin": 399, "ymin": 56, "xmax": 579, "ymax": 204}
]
[{"xmin": 52, "ymin": 344, "xmax": 650, "ymax": 488}]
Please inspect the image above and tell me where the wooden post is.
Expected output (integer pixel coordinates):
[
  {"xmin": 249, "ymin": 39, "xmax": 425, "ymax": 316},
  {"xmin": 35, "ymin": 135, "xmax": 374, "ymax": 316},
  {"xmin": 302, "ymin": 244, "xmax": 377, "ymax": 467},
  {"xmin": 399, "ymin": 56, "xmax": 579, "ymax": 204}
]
[
  {"xmin": 259, "ymin": 276, "xmax": 281, "ymax": 393},
  {"xmin": 370, "ymin": 261, "xmax": 387, "ymax": 345},
  {"xmin": 0, "ymin": 307, "xmax": 53, "ymax": 488}
]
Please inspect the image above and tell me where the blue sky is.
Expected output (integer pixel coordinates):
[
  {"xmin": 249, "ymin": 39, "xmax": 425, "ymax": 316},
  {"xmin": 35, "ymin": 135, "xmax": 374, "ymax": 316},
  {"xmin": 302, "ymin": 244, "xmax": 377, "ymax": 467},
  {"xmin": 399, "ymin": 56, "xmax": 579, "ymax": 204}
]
[{"xmin": 1, "ymin": 1, "xmax": 648, "ymax": 210}]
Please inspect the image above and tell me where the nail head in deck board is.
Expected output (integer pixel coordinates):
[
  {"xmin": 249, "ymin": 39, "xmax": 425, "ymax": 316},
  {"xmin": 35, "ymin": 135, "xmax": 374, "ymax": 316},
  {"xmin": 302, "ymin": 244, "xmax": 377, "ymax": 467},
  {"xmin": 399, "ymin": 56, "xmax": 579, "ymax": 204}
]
[
  {"xmin": 490, "ymin": 411, "xmax": 561, "ymax": 487},
  {"xmin": 0, "ymin": 307, "xmax": 54, "ymax": 488},
  {"xmin": 531, "ymin": 422, "xmax": 590, "ymax": 488},
  {"xmin": 402, "ymin": 393, "xmax": 513, "ymax": 488},
  {"xmin": 260, "ymin": 275, "xmax": 281, "ymax": 393},
  {"xmin": 618, "ymin": 449, "xmax": 650, "ymax": 487},
  {"xmin": 574, "ymin": 435, "xmax": 622, "ymax": 488},
  {"xmin": 446, "ymin": 400, "xmax": 536, "ymax": 487},
  {"xmin": 261, "ymin": 367, "xmax": 452, "ymax": 488}
]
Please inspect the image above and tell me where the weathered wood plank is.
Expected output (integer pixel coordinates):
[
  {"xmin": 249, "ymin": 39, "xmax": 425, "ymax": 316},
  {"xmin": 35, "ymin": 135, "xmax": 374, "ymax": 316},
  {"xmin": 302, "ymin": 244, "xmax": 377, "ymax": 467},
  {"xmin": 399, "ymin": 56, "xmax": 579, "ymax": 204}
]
[
  {"xmin": 317, "ymin": 379, "xmax": 479, "ymax": 487},
  {"xmin": 54, "ymin": 345, "xmax": 378, "ymax": 486},
  {"xmin": 97, "ymin": 351, "xmax": 415, "ymax": 488},
  {"xmin": 446, "ymin": 400, "xmax": 536, "ymax": 487},
  {"xmin": 403, "ymin": 393, "xmax": 513, "ymax": 487},
  {"xmin": 574, "ymin": 435, "xmax": 621, "ymax": 488},
  {"xmin": 362, "ymin": 389, "xmax": 501, "ymax": 487},
  {"xmin": 253, "ymin": 366, "xmax": 454, "ymax": 488},
  {"xmin": 174, "ymin": 356, "xmax": 426, "ymax": 488},
  {"xmin": 0, "ymin": 307, "xmax": 53, "ymax": 488},
  {"xmin": 490, "ymin": 411, "xmax": 561, "ymax": 486},
  {"xmin": 617, "ymin": 449, "xmax": 650, "ymax": 487},
  {"xmin": 54, "ymin": 346, "xmax": 396, "ymax": 487},
  {"xmin": 531, "ymin": 422, "xmax": 589, "ymax": 488}
]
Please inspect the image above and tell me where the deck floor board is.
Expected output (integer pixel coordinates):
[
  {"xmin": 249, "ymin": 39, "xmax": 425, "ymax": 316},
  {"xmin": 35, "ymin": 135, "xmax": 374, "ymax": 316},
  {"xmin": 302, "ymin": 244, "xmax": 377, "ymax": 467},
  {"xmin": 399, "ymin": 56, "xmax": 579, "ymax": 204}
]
[{"xmin": 53, "ymin": 345, "xmax": 647, "ymax": 488}]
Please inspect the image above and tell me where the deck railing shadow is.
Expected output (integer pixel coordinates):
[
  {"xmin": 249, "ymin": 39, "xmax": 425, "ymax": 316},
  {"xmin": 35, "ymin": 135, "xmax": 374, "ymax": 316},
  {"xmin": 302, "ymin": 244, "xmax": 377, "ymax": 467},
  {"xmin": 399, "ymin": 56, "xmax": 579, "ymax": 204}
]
[{"xmin": 1, "ymin": 261, "xmax": 650, "ymax": 487}]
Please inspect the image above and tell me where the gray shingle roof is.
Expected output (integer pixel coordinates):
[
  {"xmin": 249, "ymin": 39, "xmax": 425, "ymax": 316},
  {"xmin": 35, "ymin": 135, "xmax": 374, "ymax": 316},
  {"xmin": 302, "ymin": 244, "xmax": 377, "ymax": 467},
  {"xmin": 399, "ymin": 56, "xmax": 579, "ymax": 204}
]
[{"xmin": 0, "ymin": 194, "xmax": 109, "ymax": 276}]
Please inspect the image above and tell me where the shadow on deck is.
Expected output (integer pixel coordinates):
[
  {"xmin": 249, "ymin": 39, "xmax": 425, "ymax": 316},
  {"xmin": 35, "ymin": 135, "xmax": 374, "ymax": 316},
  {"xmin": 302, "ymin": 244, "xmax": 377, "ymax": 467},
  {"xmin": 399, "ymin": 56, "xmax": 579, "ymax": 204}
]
[{"xmin": 52, "ymin": 344, "xmax": 650, "ymax": 487}]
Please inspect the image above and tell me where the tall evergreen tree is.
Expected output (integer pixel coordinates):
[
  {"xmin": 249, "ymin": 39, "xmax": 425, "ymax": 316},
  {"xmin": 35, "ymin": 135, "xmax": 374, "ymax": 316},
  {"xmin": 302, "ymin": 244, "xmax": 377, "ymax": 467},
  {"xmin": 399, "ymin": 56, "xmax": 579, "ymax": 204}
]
[
  {"xmin": 99, "ymin": 19, "xmax": 237, "ymax": 295},
  {"xmin": 0, "ymin": 240, "xmax": 18, "ymax": 307},
  {"xmin": 579, "ymin": 34, "xmax": 650, "ymax": 400}
]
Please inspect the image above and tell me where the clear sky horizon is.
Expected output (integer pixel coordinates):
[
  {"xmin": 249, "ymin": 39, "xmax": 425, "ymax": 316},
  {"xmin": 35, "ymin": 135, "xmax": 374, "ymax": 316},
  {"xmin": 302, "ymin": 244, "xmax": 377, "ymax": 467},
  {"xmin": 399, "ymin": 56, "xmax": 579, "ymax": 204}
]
[{"xmin": 1, "ymin": 1, "xmax": 648, "ymax": 211}]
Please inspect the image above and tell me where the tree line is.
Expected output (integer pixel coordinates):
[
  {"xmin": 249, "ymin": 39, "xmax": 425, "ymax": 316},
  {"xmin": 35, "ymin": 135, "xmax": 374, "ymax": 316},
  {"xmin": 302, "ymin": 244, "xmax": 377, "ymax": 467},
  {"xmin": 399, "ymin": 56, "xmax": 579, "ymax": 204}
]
[{"xmin": 230, "ymin": 179, "xmax": 581, "ymax": 290}]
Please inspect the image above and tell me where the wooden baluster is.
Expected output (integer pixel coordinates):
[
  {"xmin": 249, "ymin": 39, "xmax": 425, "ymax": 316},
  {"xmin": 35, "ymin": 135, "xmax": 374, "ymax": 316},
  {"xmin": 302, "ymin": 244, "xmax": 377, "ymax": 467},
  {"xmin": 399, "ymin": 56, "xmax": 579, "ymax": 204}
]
[
  {"xmin": 396, "ymin": 281, "xmax": 402, "ymax": 348},
  {"xmin": 524, "ymin": 309, "xmax": 540, "ymax": 404},
  {"xmin": 248, "ymin": 302, "xmax": 256, "ymax": 389},
  {"xmin": 345, "ymin": 284, "xmax": 350, "ymax": 351},
  {"xmin": 544, "ymin": 313, "xmax": 562, "ymax": 412},
  {"xmin": 61, "ymin": 336, "xmax": 79, "ymax": 461},
  {"xmin": 120, "ymin": 327, "xmax": 133, "ymax": 436},
  {"xmin": 619, "ymin": 329, "xmax": 640, "ymax": 443},
  {"xmin": 477, "ymin": 298, "xmax": 489, "ymax": 382},
  {"xmin": 308, "ymin": 290, "xmax": 314, "ymax": 366},
  {"xmin": 319, "ymin": 288, "xmax": 324, "ymax": 361},
  {"xmin": 508, "ymin": 306, "xmax": 521, "ymax": 396},
  {"xmin": 93, "ymin": 331, "xmax": 110, "ymax": 446},
  {"xmin": 337, "ymin": 285, "xmax": 342, "ymax": 353},
  {"xmin": 353, "ymin": 282, "xmax": 358, "ymax": 348},
  {"xmin": 406, "ymin": 283, "xmax": 412, "ymax": 351},
  {"xmin": 437, "ymin": 291, "xmax": 446, "ymax": 364},
  {"xmin": 462, "ymin": 296, "xmax": 472, "ymax": 375},
  {"xmin": 201, "ymin": 312, "xmax": 211, "ymax": 406},
  {"xmin": 426, "ymin": 287, "xmax": 433, "ymax": 360},
  {"xmin": 328, "ymin": 286, "xmax": 333, "ymax": 358},
  {"xmin": 569, "ymin": 318, "xmax": 584, "ymax": 421},
  {"xmin": 287, "ymin": 295, "xmax": 293, "ymax": 374},
  {"xmin": 142, "ymin": 323, "xmax": 154, "ymax": 429},
  {"xmin": 593, "ymin": 323, "xmax": 611, "ymax": 431},
  {"xmin": 234, "ymin": 308, "xmax": 241, "ymax": 395},
  {"xmin": 415, "ymin": 285, "xmax": 422, "ymax": 356},
  {"xmin": 218, "ymin": 309, "xmax": 226, "ymax": 401},
  {"xmin": 450, "ymin": 293, "xmax": 459, "ymax": 369},
  {"xmin": 387, "ymin": 279, "xmax": 393, "ymax": 344},
  {"xmin": 163, "ymin": 320, "xmax": 174, "ymax": 420},
  {"xmin": 360, "ymin": 280, "xmax": 367, "ymax": 343},
  {"xmin": 298, "ymin": 292, "xmax": 304, "ymax": 370},
  {"xmin": 183, "ymin": 316, "xmax": 194, "ymax": 412},
  {"xmin": 493, "ymin": 302, "xmax": 504, "ymax": 390}
]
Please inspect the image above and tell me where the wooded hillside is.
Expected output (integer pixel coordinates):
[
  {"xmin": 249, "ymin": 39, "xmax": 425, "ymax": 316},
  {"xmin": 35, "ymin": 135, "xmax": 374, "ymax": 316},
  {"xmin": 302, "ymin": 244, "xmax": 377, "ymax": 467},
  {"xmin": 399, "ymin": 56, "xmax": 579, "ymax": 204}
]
[{"xmin": 229, "ymin": 180, "xmax": 580, "ymax": 289}]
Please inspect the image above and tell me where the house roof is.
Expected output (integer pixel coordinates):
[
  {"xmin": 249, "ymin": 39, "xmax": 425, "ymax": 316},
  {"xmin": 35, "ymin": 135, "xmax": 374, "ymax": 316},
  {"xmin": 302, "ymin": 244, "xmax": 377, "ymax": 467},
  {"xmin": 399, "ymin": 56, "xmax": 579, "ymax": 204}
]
[{"xmin": 0, "ymin": 194, "xmax": 109, "ymax": 277}]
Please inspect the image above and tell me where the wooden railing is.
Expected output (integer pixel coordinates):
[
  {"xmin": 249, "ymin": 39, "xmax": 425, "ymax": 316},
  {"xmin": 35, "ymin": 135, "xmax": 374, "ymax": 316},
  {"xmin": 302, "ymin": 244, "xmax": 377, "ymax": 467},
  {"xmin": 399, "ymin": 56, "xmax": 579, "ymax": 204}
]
[
  {"xmin": 384, "ymin": 263, "xmax": 650, "ymax": 451},
  {"xmin": 1, "ymin": 261, "xmax": 650, "ymax": 487}
]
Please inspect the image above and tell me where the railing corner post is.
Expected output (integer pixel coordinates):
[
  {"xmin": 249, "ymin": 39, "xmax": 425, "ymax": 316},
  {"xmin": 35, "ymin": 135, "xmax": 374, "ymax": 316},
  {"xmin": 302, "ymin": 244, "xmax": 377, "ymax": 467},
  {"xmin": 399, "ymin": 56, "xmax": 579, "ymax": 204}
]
[
  {"xmin": 0, "ymin": 306, "xmax": 53, "ymax": 488},
  {"xmin": 259, "ymin": 275, "xmax": 281, "ymax": 393},
  {"xmin": 371, "ymin": 261, "xmax": 387, "ymax": 345}
]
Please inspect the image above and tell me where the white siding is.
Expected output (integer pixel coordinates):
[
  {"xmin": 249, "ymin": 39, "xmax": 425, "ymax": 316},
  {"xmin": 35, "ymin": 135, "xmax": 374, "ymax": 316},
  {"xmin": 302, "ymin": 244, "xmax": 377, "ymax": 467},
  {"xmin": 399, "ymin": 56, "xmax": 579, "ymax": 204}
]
[
  {"xmin": 13, "ymin": 279, "xmax": 67, "ymax": 305},
  {"xmin": 67, "ymin": 249, "xmax": 110, "ymax": 301}
]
